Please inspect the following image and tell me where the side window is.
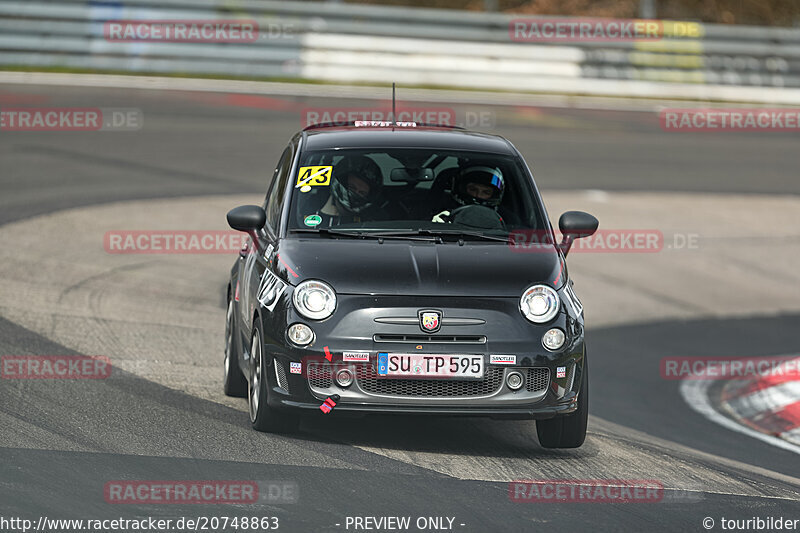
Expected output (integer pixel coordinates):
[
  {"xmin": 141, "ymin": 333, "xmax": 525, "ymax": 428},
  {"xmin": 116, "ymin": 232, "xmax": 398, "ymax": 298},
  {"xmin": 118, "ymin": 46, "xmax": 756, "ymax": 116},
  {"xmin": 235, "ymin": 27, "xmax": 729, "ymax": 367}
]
[{"xmin": 265, "ymin": 147, "xmax": 293, "ymax": 234}]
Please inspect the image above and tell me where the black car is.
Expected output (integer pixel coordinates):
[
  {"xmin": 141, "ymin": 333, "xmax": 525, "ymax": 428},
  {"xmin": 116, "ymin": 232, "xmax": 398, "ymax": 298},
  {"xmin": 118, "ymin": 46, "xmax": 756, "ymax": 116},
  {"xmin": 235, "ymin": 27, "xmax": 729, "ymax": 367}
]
[{"xmin": 224, "ymin": 120, "xmax": 598, "ymax": 448}]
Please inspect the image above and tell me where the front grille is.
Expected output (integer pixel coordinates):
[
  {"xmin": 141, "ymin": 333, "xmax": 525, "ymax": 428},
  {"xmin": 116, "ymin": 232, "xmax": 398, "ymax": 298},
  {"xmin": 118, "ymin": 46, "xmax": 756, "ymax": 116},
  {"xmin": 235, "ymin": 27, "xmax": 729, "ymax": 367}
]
[
  {"xmin": 274, "ymin": 359, "xmax": 289, "ymax": 392},
  {"xmin": 566, "ymin": 363, "xmax": 576, "ymax": 391},
  {"xmin": 357, "ymin": 365, "xmax": 504, "ymax": 397},
  {"xmin": 374, "ymin": 317, "xmax": 485, "ymax": 326},
  {"xmin": 307, "ymin": 363, "xmax": 332, "ymax": 389},
  {"xmin": 525, "ymin": 368, "xmax": 550, "ymax": 393},
  {"xmin": 373, "ymin": 334, "xmax": 486, "ymax": 344},
  {"xmin": 308, "ymin": 363, "xmax": 550, "ymax": 398}
]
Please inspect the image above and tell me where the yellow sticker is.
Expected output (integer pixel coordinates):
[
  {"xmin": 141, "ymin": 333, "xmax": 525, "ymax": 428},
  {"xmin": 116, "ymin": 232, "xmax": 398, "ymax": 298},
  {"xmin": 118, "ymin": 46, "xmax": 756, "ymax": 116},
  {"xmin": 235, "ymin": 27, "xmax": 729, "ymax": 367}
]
[{"xmin": 296, "ymin": 166, "xmax": 332, "ymax": 189}]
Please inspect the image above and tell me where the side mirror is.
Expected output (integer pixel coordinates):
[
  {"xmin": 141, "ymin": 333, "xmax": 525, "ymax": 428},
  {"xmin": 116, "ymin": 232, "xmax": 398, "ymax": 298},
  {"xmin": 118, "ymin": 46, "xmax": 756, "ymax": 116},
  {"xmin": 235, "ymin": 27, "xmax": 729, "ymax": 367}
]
[
  {"xmin": 227, "ymin": 205, "xmax": 266, "ymax": 231},
  {"xmin": 227, "ymin": 205, "xmax": 266, "ymax": 251},
  {"xmin": 558, "ymin": 211, "xmax": 598, "ymax": 256}
]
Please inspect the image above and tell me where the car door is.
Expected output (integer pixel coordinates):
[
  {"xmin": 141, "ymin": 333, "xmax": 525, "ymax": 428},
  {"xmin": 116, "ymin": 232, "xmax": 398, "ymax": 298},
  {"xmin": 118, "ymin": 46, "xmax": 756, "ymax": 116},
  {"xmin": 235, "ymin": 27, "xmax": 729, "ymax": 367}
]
[{"xmin": 238, "ymin": 145, "xmax": 294, "ymax": 346}]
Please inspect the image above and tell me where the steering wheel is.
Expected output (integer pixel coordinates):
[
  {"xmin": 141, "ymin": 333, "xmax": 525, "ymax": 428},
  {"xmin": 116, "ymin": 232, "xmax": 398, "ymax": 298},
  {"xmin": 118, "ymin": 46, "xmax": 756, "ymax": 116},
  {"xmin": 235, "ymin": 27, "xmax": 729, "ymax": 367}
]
[{"xmin": 450, "ymin": 204, "xmax": 506, "ymax": 231}]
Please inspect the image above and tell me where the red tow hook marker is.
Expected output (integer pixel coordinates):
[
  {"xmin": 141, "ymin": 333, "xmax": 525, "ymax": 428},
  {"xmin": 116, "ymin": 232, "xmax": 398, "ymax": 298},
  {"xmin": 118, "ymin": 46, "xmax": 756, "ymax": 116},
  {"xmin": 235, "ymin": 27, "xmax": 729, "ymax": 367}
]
[
  {"xmin": 324, "ymin": 346, "xmax": 332, "ymax": 362},
  {"xmin": 319, "ymin": 394, "xmax": 340, "ymax": 414}
]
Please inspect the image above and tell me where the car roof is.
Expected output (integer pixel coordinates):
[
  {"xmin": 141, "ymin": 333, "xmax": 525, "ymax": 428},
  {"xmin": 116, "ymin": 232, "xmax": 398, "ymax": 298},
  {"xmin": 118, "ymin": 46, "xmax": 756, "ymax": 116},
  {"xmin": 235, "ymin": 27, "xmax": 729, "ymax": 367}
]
[{"xmin": 300, "ymin": 125, "xmax": 517, "ymax": 155}]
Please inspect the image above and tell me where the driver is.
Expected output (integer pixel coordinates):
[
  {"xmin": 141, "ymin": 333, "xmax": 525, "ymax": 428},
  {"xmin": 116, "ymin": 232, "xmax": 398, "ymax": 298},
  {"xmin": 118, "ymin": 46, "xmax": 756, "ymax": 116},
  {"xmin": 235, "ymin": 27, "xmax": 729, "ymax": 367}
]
[
  {"xmin": 313, "ymin": 155, "xmax": 385, "ymax": 226},
  {"xmin": 432, "ymin": 165, "xmax": 506, "ymax": 223}
]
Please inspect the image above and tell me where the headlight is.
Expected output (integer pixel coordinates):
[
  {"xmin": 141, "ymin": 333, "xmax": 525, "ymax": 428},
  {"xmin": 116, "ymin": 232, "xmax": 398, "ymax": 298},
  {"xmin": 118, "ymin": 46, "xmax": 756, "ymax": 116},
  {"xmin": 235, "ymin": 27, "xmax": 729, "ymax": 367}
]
[
  {"xmin": 506, "ymin": 371, "xmax": 524, "ymax": 390},
  {"xmin": 292, "ymin": 280, "xmax": 336, "ymax": 320},
  {"xmin": 542, "ymin": 328, "xmax": 566, "ymax": 351},
  {"xmin": 335, "ymin": 369, "xmax": 354, "ymax": 388},
  {"xmin": 287, "ymin": 323, "xmax": 315, "ymax": 346},
  {"xmin": 520, "ymin": 285, "xmax": 559, "ymax": 323}
]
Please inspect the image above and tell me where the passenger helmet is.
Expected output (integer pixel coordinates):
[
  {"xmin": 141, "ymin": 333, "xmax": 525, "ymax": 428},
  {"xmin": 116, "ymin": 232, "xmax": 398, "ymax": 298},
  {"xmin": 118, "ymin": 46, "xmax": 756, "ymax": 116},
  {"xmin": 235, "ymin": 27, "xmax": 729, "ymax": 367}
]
[
  {"xmin": 331, "ymin": 155, "xmax": 383, "ymax": 214},
  {"xmin": 452, "ymin": 165, "xmax": 505, "ymax": 208}
]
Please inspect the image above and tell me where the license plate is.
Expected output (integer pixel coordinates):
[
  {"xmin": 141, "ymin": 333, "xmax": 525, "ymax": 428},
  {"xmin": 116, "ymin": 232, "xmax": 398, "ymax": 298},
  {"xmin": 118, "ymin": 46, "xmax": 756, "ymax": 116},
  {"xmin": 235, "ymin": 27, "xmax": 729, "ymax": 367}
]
[{"xmin": 377, "ymin": 353, "xmax": 484, "ymax": 380}]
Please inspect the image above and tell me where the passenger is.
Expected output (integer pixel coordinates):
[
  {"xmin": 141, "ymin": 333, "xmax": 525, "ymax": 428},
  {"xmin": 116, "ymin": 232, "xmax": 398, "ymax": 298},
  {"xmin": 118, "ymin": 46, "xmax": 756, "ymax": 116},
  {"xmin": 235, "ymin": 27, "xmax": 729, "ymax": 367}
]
[{"xmin": 313, "ymin": 156, "xmax": 385, "ymax": 226}]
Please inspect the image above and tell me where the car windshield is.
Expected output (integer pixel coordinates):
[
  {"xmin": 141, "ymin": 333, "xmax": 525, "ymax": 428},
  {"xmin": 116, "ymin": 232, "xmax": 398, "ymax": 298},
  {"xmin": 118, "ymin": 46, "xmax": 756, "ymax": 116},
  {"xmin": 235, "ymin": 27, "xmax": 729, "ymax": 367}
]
[{"xmin": 288, "ymin": 148, "xmax": 546, "ymax": 237}]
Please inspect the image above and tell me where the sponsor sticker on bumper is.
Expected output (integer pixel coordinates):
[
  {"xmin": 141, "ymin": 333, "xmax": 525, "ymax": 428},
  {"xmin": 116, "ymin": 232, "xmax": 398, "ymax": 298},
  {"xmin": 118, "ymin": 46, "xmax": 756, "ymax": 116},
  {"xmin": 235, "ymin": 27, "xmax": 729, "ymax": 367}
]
[
  {"xmin": 289, "ymin": 362, "xmax": 302, "ymax": 374},
  {"xmin": 491, "ymin": 355, "xmax": 516, "ymax": 365},
  {"xmin": 343, "ymin": 351, "xmax": 370, "ymax": 362}
]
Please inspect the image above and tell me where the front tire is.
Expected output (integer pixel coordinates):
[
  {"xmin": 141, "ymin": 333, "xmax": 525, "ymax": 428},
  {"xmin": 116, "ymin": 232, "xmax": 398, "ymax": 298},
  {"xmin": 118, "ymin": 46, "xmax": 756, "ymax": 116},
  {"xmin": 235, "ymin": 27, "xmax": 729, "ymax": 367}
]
[
  {"xmin": 536, "ymin": 359, "xmax": 588, "ymax": 449},
  {"xmin": 223, "ymin": 298, "xmax": 247, "ymax": 397},
  {"xmin": 248, "ymin": 318, "xmax": 299, "ymax": 433}
]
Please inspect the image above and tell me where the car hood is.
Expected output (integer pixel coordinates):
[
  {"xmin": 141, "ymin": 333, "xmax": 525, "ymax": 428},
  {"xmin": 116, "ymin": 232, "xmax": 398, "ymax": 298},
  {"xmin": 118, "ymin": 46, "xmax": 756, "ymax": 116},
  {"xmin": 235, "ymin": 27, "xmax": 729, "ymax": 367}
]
[{"xmin": 276, "ymin": 238, "xmax": 564, "ymax": 297}]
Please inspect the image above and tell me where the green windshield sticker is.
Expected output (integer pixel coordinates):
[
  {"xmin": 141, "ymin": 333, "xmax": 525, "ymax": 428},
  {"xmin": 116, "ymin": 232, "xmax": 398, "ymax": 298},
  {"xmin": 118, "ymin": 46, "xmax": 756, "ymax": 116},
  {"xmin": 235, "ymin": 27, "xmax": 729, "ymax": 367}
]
[{"xmin": 304, "ymin": 214, "xmax": 322, "ymax": 227}]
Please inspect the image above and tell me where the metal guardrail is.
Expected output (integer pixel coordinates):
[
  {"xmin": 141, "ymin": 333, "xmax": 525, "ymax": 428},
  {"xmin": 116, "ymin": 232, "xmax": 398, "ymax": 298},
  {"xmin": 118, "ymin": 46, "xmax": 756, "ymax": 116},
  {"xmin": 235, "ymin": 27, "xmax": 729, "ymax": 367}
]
[{"xmin": 1, "ymin": 0, "xmax": 800, "ymax": 101}]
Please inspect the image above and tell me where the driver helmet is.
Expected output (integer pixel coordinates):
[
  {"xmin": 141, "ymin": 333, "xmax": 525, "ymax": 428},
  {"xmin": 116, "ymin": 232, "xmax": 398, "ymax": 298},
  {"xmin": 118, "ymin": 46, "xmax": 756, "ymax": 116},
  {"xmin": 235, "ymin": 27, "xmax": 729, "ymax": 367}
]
[
  {"xmin": 330, "ymin": 155, "xmax": 383, "ymax": 214},
  {"xmin": 452, "ymin": 165, "xmax": 505, "ymax": 209}
]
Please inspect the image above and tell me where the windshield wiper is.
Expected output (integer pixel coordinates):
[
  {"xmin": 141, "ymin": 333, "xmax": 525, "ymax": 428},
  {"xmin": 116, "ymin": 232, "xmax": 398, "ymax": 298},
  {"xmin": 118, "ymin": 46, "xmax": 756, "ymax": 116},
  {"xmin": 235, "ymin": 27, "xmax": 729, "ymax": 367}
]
[
  {"xmin": 357, "ymin": 229, "xmax": 445, "ymax": 244},
  {"xmin": 341, "ymin": 229, "xmax": 511, "ymax": 244},
  {"xmin": 292, "ymin": 228, "xmax": 509, "ymax": 244},
  {"xmin": 419, "ymin": 229, "xmax": 511, "ymax": 243},
  {"xmin": 291, "ymin": 228, "xmax": 439, "ymax": 243}
]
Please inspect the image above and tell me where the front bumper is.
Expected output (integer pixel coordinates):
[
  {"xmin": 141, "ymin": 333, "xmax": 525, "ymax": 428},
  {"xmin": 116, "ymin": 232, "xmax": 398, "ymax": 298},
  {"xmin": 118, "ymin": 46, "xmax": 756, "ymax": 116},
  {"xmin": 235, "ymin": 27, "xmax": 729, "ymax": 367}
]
[
  {"xmin": 273, "ymin": 398, "xmax": 579, "ymax": 420},
  {"xmin": 265, "ymin": 356, "xmax": 582, "ymax": 419},
  {"xmin": 259, "ymin": 293, "xmax": 585, "ymax": 419}
]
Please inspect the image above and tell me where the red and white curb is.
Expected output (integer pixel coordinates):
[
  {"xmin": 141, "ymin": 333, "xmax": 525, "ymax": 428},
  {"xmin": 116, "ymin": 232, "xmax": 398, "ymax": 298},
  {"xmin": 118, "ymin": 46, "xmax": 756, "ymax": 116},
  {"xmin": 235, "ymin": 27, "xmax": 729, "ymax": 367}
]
[
  {"xmin": 680, "ymin": 356, "xmax": 800, "ymax": 454},
  {"xmin": 720, "ymin": 357, "xmax": 800, "ymax": 445}
]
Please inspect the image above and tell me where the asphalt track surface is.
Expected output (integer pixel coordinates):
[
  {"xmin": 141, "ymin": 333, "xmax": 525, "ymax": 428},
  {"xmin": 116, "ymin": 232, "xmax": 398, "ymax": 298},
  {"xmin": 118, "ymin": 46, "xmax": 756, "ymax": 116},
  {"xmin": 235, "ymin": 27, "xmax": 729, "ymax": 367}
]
[{"xmin": 1, "ymin": 83, "xmax": 799, "ymax": 532}]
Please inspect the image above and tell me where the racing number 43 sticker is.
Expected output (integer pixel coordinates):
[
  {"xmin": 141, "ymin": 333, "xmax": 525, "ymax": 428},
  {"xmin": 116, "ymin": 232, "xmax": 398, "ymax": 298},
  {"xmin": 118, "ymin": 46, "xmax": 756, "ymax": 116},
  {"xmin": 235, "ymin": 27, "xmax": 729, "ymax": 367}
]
[{"xmin": 296, "ymin": 166, "xmax": 332, "ymax": 192}]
